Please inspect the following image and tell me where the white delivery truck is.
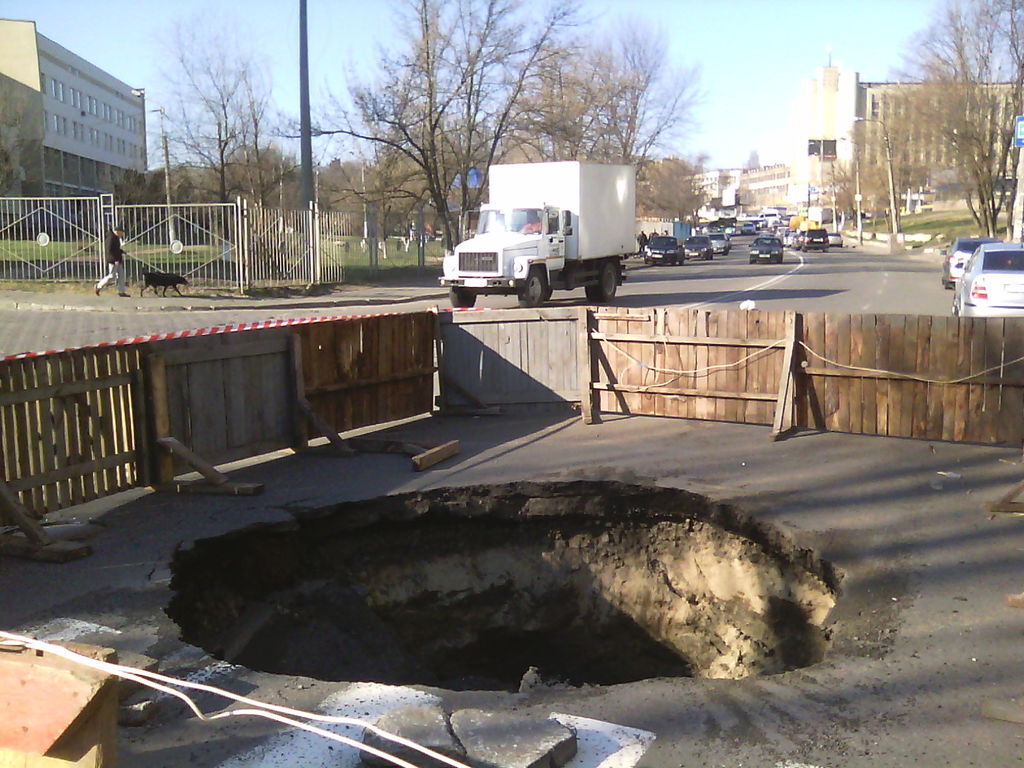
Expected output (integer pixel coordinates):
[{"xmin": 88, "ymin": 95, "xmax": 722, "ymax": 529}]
[{"xmin": 440, "ymin": 161, "xmax": 636, "ymax": 308}]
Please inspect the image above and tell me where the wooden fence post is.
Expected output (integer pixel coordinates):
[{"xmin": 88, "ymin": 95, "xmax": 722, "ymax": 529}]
[
  {"xmin": 144, "ymin": 354, "xmax": 175, "ymax": 486},
  {"xmin": 771, "ymin": 310, "xmax": 799, "ymax": 440},
  {"xmin": 289, "ymin": 334, "xmax": 309, "ymax": 452},
  {"xmin": 578, "ymin": 306, "xmax": 600, "ymax": 424}
]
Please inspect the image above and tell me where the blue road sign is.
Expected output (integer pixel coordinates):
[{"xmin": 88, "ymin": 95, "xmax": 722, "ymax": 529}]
[{"xmin": 1015, "ymin": 116, "xmax": 1024, "ymax": 147}]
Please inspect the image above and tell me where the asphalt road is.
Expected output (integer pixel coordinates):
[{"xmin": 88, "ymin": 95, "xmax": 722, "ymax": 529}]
[{"xmin": 0, "ymin": 235, "xmax": 951, "ymax": 356}]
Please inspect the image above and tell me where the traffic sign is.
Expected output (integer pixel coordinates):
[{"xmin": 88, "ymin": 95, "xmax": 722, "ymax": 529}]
[{"xmin": 1015, "ymin": 116, "xmax": 1024, "ymax": 147}]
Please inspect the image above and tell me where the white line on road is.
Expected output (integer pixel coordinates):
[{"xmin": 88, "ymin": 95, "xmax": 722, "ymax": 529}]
[{"xmin": 679, "ymin": 252, "xmax": 806, "ymax": 310}]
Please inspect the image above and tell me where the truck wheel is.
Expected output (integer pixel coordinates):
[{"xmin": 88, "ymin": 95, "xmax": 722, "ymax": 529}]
[
  {"xmin": 518, "ymin": 267, "xmax": 549, "ymax": 308},
  {"xmin": 585, "ymin": 260, "xmax": 618, "ymax": 302},
  {"xmin": 449, "ymin": 287, "xmax": 477, "ymax": 308}
]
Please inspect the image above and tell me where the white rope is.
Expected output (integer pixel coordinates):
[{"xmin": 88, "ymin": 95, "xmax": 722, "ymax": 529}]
[
  {"xmin": 603, "ymin": 338, "xmax": 786, "ymax": 389},
  {"xmin": 0, "ymin": 631, "xmax": 475, "ymax": 768},
  {"xmin": 798, "ymin": 342, "xmax": 1024, "ymax": 385}
]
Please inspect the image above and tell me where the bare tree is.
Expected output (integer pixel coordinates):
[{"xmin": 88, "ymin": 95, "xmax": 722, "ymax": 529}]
[
  {"xmin": 638, "ymin": 156, "xmax": 708, "ymax": 222},
  {"xmin": 906, "ymin": 0, "xmax": 1024, "ymax": 235},
  {"xmin": 162, "ymin": 19, "xmax": 278, "ymax": 204},
  {"xmin": 323, "ymin": 0, "xmax": 576, "ymax": 249},
  {"xmin": 513, "ymin": 23, "xmax": 700, "ymax": 167}
]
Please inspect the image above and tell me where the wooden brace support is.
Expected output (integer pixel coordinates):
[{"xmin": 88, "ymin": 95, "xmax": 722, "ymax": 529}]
[{"xmin": 155, "ymin": 437, "xmax": 264, "ymax": 496}]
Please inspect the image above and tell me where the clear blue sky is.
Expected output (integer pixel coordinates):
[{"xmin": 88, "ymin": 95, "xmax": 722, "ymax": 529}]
[{"xmin": 3, "ymin": 0, "xmax": 942, "ymax": 169}]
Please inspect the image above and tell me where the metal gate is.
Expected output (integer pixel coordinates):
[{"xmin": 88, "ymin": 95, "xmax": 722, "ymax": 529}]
[
  {"xmin": 246, "ymin": 204, "xmax": 314, "ymax": 286},
  {"xmin": 114, "ymin": 202, "xmax": 243, "ymax": 289},
  {"xmin": 0, "ymin": 196, "xmax": 104, "ymax": 281}
]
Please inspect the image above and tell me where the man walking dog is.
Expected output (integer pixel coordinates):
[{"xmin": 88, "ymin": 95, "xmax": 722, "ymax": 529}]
[{"xmin": 95, "ymin": 224, "xmax": 130, "ymax": 297}]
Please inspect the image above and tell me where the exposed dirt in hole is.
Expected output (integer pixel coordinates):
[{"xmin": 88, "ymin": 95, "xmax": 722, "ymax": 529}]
[{"xmin": 167, "ymin": 481, "xmax": 838, "ymax": 691}]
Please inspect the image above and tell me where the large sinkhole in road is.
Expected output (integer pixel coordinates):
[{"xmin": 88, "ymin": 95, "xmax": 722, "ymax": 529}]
[{"xmin": 167, "ymin": 481, "xmax": 838, "ymax": 691}]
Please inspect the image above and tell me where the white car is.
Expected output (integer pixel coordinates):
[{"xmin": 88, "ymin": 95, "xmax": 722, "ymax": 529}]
[
  {"xmin": 827, "ymin": 232, "xmax": 843, "ymax": 248},
  {"xmin": 953, "ymin": 242, "xmax": 1024, "ymax": 317}
]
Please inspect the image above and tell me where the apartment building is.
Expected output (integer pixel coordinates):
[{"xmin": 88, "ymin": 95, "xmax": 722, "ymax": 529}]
[{"xmin": 0, "ymin": 18, "xmax": 147, "ymax": 196}]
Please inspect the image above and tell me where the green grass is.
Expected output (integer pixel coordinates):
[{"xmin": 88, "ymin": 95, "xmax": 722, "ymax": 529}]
[{"xmin": 863, "ymin": 208, "xmax": 1009, "ymax": 243}]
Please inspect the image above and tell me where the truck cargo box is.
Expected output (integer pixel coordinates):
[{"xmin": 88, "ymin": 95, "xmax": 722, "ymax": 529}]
[{"xmin": 488, "ymin": 162, "xmax": 635, "ymax": 261}]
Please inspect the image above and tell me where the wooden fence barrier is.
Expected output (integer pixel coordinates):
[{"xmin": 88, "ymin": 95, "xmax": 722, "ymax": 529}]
[
  {"xmin": 0, "ymin": 347, "xmax": 142, "ymax": 515},
  {"xmin": 436, "ymin": 308, "xmax": 579, "ymax": 410},
  {"xmin": 0, "ymin": 313, "xmax": 439, "ymax": 536},
  {"xmin": 587, "ymin": 308, "xmax": 795, "ymax": 432}
]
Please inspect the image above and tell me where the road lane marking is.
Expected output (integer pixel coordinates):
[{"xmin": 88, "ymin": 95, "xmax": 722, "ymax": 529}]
[{"xmin": 679, "ymin": 253, "xmax": 806, "ymax": 309}]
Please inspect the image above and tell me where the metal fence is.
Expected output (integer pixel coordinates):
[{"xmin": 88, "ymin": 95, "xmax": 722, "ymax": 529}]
[
  {"xmin": 0, "ymin": 195, "xmax": 441, "ymax": 290},
  {"xmin": 115, "ymin": 202, "xmax": 243, "ymax": 290},
  {"xmin": 0, "ymin": 196, "xmax": 105, "ymax": 281}
]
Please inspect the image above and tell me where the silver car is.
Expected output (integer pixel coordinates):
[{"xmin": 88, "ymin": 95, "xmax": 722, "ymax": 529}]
[
  {"xmin": 953, "ymin": 242, "xmax": 1024, "ymax": 317},
  {"xmin": 941, "ymin": 236, "xmax": 1001, "ymax": 289},
  {"xmin": 708, "ymin": 232, "xmax": 731, "ymax": 255}
]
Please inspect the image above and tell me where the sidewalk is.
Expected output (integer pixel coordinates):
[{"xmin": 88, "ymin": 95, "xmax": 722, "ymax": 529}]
[{"xmin": 0, "ymin": 279, "xmax": 450, "ymax": 313}]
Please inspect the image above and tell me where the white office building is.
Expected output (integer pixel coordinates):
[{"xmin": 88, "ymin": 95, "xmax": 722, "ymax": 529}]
[{"xmin": 0, "ymin": 18, "xmax": 147, "ymax": 196}]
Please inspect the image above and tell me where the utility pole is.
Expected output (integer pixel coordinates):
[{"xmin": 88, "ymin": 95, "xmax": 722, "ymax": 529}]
[
  {"xmin": 882, "ymin": 128, "xmax": 901, "ymax": 252},
  {"xmin": 299, "ymin": 0, "xmax": 314, "ymax": 208},
  {"xmin": 857, "ymin": 117, "xmax": 901, "ymax": 252},
  {"xmin": 855, "ymin": 152, "xmax": 863, "ymax": 245}
]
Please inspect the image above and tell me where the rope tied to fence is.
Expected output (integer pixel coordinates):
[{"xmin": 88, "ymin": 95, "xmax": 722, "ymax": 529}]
[
  {"xmin": 798, "ymin": 341, "xmax": 1024, "ymax": 385},
  {"xmin": 603, "ymin": 338, "xmax": 787, "ymax": 390}
]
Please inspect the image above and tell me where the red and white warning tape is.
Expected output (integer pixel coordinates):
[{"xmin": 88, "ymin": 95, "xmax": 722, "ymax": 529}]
[{"xmin": 1, "ymin": 311, "xmax": 414, "ymax": 362}]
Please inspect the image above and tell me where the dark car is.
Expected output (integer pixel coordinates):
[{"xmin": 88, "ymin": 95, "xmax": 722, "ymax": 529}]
[
  {"xmin": 645, "ymin": 235, "xmax": 682, "ymax": 265},
  {"xmin": 799, "ymin": 228, "xmax": 829, "ymax": 252},
  {"xmin": 749, "ymin": 236, "xmax": 784, "ymax": 264},
  {"xmin": 683, "ymin": 235, "xmax": 713, "ymax": 261},
  {"xmin": 941, "ymin": 236, "xmax": 1001, "ymax": 289}
]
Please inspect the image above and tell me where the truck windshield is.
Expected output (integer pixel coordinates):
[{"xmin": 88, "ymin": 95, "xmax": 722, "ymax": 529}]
[{"xmin": 477, "ymin": 208, "xmax": 543, "ymax": 235}]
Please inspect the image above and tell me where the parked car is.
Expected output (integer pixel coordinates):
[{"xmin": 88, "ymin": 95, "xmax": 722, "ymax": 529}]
[
  {"xmin": 799, "ymin": 228, "xmax": 829, "ymax": 252},
  {"xmin": 645, "ymin": 235, "xmax": 682, "ymax": 265},
  {"xmin": 941, "ymin": 236, "xmax": 1001, "ymax": 289},
  {"xmin": 748, "ymin": 236, "xmax": 784, "ymax": 264},
  {"xmin": 683, "ymin": 235, "xmax": 713, "ymax": 261},
  {"xmin": 827, "ymin": 232, "xmax": 843, "ymax": 247},
  {"xmin": 953, "ymin": 242, "xmax": 1024, "ymax": 317},
  {"xmin": 708, "ymin": 232, "xmax": 731, "ymax": 255}
]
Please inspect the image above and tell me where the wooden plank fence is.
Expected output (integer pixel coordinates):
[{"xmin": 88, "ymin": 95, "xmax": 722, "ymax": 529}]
[
  {"xmin": 437, "ymin": 308, "xmax": 579, "ymax": 409},
  {"xmin": 295, "ymin": 313, "xmax": 435, "ymax": 434},
  {"xmin": 588, "ymin": 308, "xmax": 793, "ymax": 427},
  {"xmin": 0, "ymin": 313, "xmax": 438, "ymax": 524},
  {"xmin": 581, "ymin": 308, "xmax": 1024, "ymax": 445},
  {"xmin": 0, "ymin": 348, "xmax": 142, "ymax": 515}
]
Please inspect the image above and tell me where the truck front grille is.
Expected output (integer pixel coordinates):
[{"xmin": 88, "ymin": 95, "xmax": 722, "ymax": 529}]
[{"xmin": 459, "ymin": 251, "xmax": 499, "ymax": 273}]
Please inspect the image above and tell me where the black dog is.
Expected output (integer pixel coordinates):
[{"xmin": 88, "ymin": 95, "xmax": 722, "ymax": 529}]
[{"xmin": 141, "ymin": 270, "xmax": 188, "ymax": 297}]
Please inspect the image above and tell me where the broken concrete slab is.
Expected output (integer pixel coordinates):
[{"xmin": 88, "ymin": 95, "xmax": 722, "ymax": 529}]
[
  {"xmin": 361, "ymin": 703, "xmax": 466, "ymax": 768},
  {"xmin": 449, "ymin": 708, "xmax": 576, "ymax": 768},
  {"xmin": 550, "ymin": 714, "xmax": 655, "ymax": 768}
]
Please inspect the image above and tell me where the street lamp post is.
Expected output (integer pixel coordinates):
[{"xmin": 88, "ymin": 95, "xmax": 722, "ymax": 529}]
[{"xmin": 151, "ymin": 107, "xmax": 175, "ymax": 243}]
